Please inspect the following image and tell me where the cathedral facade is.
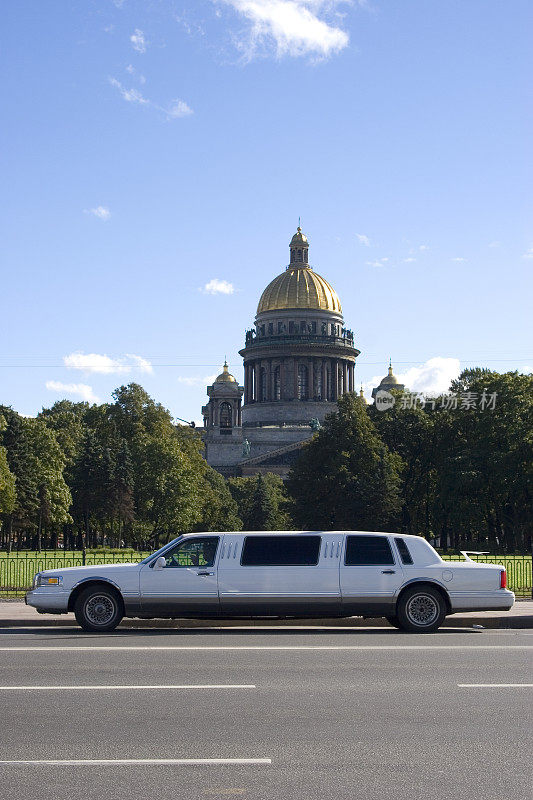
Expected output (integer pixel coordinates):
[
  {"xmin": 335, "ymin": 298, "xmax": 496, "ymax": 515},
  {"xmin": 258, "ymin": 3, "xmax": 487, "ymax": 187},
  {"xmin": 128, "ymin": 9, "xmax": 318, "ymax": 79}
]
[{"xmin": 202, "ymin": 227, "xmax": 360, "ymax": 478}]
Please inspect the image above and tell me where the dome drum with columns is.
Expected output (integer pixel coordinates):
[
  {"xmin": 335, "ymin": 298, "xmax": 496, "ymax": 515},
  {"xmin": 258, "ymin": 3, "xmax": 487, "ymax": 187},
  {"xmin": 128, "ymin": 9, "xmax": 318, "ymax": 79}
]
[{"xmin": 202, "ymin": 227, "xmax": 360, "ymax": 477}]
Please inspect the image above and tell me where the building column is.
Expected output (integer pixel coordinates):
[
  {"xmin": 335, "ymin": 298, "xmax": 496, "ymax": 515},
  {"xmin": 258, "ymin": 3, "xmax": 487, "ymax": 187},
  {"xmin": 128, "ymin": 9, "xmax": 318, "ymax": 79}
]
[
  {"xmin": 244, "ymin": 364, "xmax": 248, "ymax": 404},
  {"xmin": 331, "ymin": 359, "xmax": 338, "ymax": 400},
  {"xmin": 342, "ymin": 362, "xmax": 348, "ymax": 397},
  {"xmin": 322, "ymin": 360, "xmax": 327, "ymax": 401},
  {"xmin": 308, "ymin": 358, "xmax": 314, "ymax": 400},
  {"xmin": 293, "ymin": 358, "xmax": 298, "ymax": 400},
  {"xmin": 264, "ymin": 360, "xmax": 268, "ymax": 402},
  {"xmin": 253, "ymin": 362, "xmax": 259, "ymax": 402}
]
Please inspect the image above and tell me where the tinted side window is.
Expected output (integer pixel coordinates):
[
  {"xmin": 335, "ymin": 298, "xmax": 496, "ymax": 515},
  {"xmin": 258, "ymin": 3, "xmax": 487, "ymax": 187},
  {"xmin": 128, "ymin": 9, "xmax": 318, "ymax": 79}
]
[
  {"xmin": 241, "ymin": 536, "xmax": 321, "ymax": 567},
  {"xmin": 345, "ymin": 536, "xmax": 394, "ymax": 566},
  {"xmin": 395, "ymin": 537, "xmax": 414, "ymax": 565}
]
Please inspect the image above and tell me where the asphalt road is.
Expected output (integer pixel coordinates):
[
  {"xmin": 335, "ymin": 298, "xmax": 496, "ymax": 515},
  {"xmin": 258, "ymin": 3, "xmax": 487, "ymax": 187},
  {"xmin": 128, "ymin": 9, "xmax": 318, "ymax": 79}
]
[{"xmin": 0, "ymin": 626, "xmax": 531, "ymax": 800}]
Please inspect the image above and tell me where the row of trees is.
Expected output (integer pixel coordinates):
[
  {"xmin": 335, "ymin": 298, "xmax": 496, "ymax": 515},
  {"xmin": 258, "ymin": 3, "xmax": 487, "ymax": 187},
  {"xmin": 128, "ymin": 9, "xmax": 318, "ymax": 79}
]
[
  {"xmin": 1, "ymin": 369, "xmax": 531, "ymax": 553},
  {"xmin": 288, "ymin": 369, "xmax": 532, "ymax": 552},
  {"xmin": 0, "ymin": 384, "xmax": 288, "ymax": 551}
]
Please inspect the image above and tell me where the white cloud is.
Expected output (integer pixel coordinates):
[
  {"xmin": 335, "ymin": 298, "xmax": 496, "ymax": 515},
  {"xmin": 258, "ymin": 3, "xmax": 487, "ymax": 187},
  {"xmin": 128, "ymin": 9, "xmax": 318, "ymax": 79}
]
[
  {"xmin": 489, "ymin": 241, "xmax": 500, "ymax": 248},
  {"xmin": 200, "ymin": 278, "xmax": 236, "ymax": 295},
  {"xmin": 419, "ymin": 244, "xmax": 429, "ymax": 251},
  {"xmin": 125, "ymin": 354, "xmax": 153, "ymax": 374},
  {"xmin": 403, "ymin": 257, "xmax": 416, "ymax": 263},
  {"xmin": 217, "ymin": 0, "xmax": 350, "ymax": 60},
  {"xmin": 84, "ymin": 205, "xmax": 111, "ymax": 221},
  {"xmin": 363, "ymin": 357, "xmax": 461, "ymax": 400},
  {"xmin": 63, "ymin": 352, "xmax": 153, "ymax": 375},
  {"xmin": 356, "ymin": 233, "xmax": 370, "ymax": 247},
  {"xmin": 109, "ymin": 77, "xmax": 149, "ymax": 105},
  {"xmin": 522, "ymin": 246, "xmax": 533, "ymax": 259},
  {"xmin": 109, "ymin": 77, "xmax": 193, "ymax": 120},
  {"xmin": 46, "ymin": 381, "xmax": 100, "ymax": 404},
  {"xmin": 166, "ymin": 99, "xmax": 194, "ymax": 118},
  {"xmin": 130, "ymin": 28, "xmax": 146, "ymax": 53},
  {"xmin": 366, "ymin": 257, "xmax": 389, "ymax": 268},
  {"xmin": 451, "ymin": 257, "xmax": 467, "ymax": 262},
  {"xmin": 396, "ymin": 357, "xmax": 461, "ymax": 395},
  {"xmin": 126, "ymin": 64, "xmax": 135, "ymax": 74}
]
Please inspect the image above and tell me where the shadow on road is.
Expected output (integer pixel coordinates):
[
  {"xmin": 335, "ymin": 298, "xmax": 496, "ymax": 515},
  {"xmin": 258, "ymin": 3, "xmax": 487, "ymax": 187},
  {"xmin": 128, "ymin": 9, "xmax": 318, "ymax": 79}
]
[{"xmin": 0, "ymin": 625, "xmax": 481, "ymax": 638}]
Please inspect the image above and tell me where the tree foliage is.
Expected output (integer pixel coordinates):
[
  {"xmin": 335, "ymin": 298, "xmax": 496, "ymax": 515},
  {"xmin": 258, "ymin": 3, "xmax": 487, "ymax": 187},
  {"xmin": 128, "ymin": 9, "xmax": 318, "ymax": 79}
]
[
  {"xmin": 228, "ymin": 473, "xmax": 292, "ymax": 531},
  {"xmin": 287, "ymin": 394, "xmax": 403, "ymax": 531}
]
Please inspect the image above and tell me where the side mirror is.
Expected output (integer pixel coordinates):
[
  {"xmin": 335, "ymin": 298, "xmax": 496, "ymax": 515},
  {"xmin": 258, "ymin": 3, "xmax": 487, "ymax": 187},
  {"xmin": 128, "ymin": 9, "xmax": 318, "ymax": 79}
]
[{"xmin": 153, "ymin": 556, "xmax": 166, "ymax": 571}]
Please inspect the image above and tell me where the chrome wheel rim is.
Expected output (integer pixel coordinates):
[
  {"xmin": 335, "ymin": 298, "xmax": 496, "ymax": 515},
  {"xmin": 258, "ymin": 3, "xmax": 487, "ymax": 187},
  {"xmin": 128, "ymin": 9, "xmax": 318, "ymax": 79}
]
[
  {"xmin": 406, "ymin": 594, "xmax": 438, "ymax": 626},
  {"xmin": 85, "ymin": 594, "xmax": 116, "ymax": 626}
]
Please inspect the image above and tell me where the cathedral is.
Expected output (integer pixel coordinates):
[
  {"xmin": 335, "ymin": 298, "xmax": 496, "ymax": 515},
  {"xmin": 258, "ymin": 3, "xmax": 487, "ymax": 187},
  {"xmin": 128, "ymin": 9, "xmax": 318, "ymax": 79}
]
[{"xmin": 201, "ymin": 226, "xmax": 361, "ymax": 478}]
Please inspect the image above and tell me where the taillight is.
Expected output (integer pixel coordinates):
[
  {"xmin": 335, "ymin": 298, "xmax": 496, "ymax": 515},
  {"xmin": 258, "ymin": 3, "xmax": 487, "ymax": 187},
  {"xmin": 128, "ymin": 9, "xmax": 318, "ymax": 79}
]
[{"xmin": 500, "ymin": 570, "xmax": 507, "ymax": 589}]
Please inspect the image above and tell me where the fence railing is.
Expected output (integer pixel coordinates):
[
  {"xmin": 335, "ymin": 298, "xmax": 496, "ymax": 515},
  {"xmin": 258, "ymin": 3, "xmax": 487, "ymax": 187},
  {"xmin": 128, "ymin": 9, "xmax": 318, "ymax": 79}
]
[
  {"xmin": 0, "ymin": 551, "xmax": 149, "ymax": 597},
  {"xmin": 1, "ymin": 550, "xmax": 531, "ymax": 598},
  {"xmin": 441, "ymin": 554, "xmax": 531, "ymax": 597}
]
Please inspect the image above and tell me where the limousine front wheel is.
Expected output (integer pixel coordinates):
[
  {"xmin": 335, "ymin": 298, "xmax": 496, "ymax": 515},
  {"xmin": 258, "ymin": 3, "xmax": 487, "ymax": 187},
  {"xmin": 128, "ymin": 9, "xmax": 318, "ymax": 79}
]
[
  {"xmin": 397, "ymin": 586, "xmax": 446, "ymax": 633},
  {"xmin": 74, "ymin": 586, "xmax": 123, "ymax": 632}
]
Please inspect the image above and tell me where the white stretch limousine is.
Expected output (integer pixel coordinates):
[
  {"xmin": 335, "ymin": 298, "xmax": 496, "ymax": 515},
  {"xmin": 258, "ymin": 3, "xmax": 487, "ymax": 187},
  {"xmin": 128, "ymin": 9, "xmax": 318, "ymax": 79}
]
[{"xmin": 25, "ymin": 532, "xmax": 514, "ymax": 633}]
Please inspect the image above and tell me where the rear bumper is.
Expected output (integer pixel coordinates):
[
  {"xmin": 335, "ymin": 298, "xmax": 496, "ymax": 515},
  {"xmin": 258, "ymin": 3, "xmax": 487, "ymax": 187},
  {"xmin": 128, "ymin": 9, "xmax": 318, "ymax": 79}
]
[
  {"xmin": 448, "ymin": 589, "xmax": 515, "ymax": 613},
  {"xmin": 25, "ymin": 589, "xmax": 69, "ymax": 614}
]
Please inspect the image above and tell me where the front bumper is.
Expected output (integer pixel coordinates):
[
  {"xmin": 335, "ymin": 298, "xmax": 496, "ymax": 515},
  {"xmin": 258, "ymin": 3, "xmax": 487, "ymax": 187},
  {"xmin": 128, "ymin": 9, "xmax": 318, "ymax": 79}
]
[{"xmin": 25, "ymin": 589, "xmax": 69, "ymax": 614}]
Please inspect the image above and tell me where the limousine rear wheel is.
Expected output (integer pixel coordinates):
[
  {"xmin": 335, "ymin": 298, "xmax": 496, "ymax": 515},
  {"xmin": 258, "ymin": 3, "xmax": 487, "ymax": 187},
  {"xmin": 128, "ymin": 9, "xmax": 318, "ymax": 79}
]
[
  {"xmin": 74, "ymin": 585, "xmax": 123, "ymax": 632},
  {"xmin": 397, "ymin": 586, "xmax": 446, "ymax": 633}
]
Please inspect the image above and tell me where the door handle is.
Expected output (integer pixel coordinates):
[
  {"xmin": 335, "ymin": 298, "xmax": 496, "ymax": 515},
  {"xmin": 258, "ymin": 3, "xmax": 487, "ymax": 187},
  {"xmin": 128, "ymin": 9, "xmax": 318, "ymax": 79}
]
[
  {"xmin": 197, "ymin": 571, "xmax": 214, "ymax": 576},
  {"xmin": 381, "ymin": 570, "xmax": 396, "ymax": 574}
]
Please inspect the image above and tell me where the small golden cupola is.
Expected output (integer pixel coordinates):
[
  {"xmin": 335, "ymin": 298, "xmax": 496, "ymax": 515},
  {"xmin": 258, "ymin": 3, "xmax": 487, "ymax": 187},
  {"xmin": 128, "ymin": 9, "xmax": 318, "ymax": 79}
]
[
  {"xmin": 214, "ymin": 361, "xmax": 236, "ymax": 383},
  {"xmin": 257, "ymin": 226, "xmax": 342, "ymax": 314},
  {"xmin": 289, "ymin": 226, "xmax": 309, "ymax": 265}
]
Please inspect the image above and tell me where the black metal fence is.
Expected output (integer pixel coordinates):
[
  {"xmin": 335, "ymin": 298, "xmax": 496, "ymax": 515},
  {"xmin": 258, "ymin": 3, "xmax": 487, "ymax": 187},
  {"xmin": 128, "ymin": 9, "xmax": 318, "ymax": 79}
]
[{"xmin": 1, "ymin": 550, "xmax": 531, "ymax": 598}]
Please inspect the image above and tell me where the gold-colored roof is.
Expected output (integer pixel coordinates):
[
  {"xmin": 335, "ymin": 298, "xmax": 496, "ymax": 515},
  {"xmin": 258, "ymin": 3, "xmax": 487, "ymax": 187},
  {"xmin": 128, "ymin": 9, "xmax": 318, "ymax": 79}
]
[
  {"xmin": 257, "ymin": 267, "xmax": 342, "ymax": 314},
  {"xmin": 214, "ymin": 362, "xmax": 236, "ymax": 383},
  {"xmin": 290, "ymin": 226, "xmax": 308, "ymax": 247},
  {"xmin": 380, "ymin": 365, "xmax": 398, "ymax": 385}
]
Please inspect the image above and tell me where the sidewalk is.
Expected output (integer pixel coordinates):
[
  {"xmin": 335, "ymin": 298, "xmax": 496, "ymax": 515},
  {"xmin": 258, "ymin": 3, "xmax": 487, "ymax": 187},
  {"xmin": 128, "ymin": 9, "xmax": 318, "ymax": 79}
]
[{"xmin": 1, "ymin": 599, "xmax": 532, "ymax": 629}]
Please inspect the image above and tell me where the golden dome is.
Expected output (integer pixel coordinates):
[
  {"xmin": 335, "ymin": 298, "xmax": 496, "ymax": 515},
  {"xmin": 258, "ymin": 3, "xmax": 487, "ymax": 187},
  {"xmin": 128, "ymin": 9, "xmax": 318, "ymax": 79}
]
[
  {"xmin": 214, "ymin": 362, "xmax": 236, "ymax": 383},
  {"xmin": 257, "ymin": 267, "xmax": 342, "ymax": 314},
  {"xmin": 290, "ymin": 226, "xmax": 308, "ymax": 247},
  {"xmin": 379, "ymin": 364, "xmax": 398, "ymax": 386}
]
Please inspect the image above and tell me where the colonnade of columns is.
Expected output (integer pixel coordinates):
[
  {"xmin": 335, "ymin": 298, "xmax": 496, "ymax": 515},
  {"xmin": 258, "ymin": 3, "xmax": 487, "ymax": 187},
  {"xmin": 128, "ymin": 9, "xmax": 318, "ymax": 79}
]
[{"xmin": 244, "ymin": 358, "xmax": 355, "ymax": 404}]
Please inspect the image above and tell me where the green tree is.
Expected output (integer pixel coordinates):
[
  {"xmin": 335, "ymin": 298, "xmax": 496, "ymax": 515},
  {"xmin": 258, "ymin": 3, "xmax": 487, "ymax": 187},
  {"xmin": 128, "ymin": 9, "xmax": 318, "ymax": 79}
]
[
  {"xmin": 196, "ymin": 469, "xmax": 242, "ymax": 532},
  {"xmin": 368, "ymin": 392, "xmax": 438, "ymax": 537},
  {"xmin": 287, "ymin": 394, "xmax": 403, "ymax": 531},
  {"xmin": 228, "ymin": 473, "xmax": 293, "ymax": 530},
  {"xmin": 439, "ymin": 369, "xmax": 533, "ymax": 552},
  {"xmin": 112, "ymin": 440, "xmax": 135, "ymax": 545},
  {"xmin": 0, "ymin": 414, "xmax": 16, "ymax": 519},
  {"xmin": 247, "ymin": 475, "xmax": 279, "ymax": 530}
]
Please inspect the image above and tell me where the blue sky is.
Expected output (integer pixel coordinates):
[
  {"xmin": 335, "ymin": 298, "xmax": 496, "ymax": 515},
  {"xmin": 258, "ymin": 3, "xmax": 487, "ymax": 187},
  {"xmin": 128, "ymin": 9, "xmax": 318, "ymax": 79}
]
[{"xmin": 1, "ymin": 0, "xmax": 531, "ymax": 422}]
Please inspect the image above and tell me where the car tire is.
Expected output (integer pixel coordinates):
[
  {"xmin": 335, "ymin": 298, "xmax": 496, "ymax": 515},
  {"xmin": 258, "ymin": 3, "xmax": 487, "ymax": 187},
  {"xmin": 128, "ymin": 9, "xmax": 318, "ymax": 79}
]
[
  {"xmin": 74, "ymin": 585, "xmax": 123, "ymax": 632},
  {"xmin": 385, "ymin": 615, "xmax": 403, "ymax": 630},
  {"xmin": 396, "ymin": 586, "xmax": 446, "ymax": 633}
]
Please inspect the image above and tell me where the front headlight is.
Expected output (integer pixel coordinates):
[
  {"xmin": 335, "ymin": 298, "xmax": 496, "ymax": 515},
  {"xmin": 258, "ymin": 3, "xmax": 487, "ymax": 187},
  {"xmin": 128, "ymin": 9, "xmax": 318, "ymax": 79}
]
[{"xmin": 35, "ymin": 575, "xmax": 63, "ymax": 587}]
